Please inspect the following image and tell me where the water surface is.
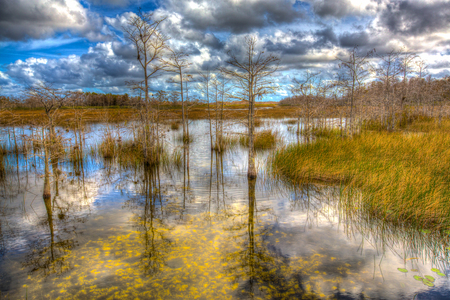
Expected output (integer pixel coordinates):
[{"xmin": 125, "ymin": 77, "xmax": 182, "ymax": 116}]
[{"xmin": 1, "ymin": 119, "xmax": 449, "ymax": 299}]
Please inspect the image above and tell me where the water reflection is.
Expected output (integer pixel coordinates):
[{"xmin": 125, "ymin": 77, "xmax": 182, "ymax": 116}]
[{"xmin": 0, "ymin": 120, "xmax": 450, "ymax": 299}]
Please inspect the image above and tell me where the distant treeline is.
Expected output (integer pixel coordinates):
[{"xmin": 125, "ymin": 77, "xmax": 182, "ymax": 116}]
[
  {"xmin": 0, "ymin": 92, "xmax": 143, "ymax": 109},
  {"xmin": 280, "ymin": 76, "xmax": 450, "ymax": 108}
]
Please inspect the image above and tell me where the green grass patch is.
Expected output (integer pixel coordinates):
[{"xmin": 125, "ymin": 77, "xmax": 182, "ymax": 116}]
[{"xmin": 272, "ymin": 131, "xmax": 450, "ymax": 229}]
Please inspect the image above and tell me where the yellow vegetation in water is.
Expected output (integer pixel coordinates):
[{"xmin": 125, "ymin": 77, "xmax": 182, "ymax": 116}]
[{"xmin": 23, "ymin": 213, "xmax": 370, "ymax": 299}]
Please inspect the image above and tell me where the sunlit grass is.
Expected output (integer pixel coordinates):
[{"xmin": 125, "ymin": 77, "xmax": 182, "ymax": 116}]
[
  {"xmin": 272, "ymin": 130, "xmax": 450, "ymax": 229},
  {"xmin": 240, "ymin": 130, "xmax": 279, "ymax": 150}
]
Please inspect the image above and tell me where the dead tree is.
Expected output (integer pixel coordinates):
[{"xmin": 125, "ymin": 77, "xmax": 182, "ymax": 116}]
[
  {"xmin": 220, "ymin": 36, "xmax": 279, "ymax": 179},
  {"xmin": 375, "ymin": 49, "xmax": 402, "ymax": 130},
  {"xmin": 337, "ymin": 47, "xmax": 373, "ymax": 135},
  {"xmin": 123, "ymin": 10, "xmax": 168, "ymax": 165},
  {"xmin": 160, "ymin": 49, "xmax": 192, "ymax": 143}
]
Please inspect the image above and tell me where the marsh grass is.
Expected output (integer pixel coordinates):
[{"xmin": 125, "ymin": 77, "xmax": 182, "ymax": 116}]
[
  {"xmin": 240, "ymin": 130, "xmax": 279, "ymax": 150},
  {"xmin": 310, "ymin": 127, "xmax": 341, "ymax": 138},
  {"xmin": 170, "ymin": 121, "xmax": 180, "ymax": 130},
  {"xmin": 284, "ymin": 119, "xmax": 297, "ymax": 125},
  {"xmin": 211, "ymin": 135, "xmax": 240, "ymax": 152},
  {"xmin": 272, "ymin": 131, "xmax": 450, "ymax": 229},
  {"xmin": 176, "ymin": 133, "xmax": 194, "ymax": 144}
]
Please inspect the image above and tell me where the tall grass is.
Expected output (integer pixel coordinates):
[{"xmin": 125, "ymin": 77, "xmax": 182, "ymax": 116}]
[
  {"xmin": 240, "ymin": 130, "xmax": 279, "ymax": 150},
  {"xmin": 272, "ymin": 131, "xmax": 450, "ymax": 229}
]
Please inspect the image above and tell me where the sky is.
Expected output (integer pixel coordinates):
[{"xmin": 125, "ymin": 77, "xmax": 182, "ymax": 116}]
[{"xmin": 1, "ymin": 0, "xmax": 450, "ymax": 101}]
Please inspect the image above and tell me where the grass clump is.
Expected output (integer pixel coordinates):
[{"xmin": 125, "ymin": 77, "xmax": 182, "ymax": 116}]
[
  {"xmin": 99, "ymin": 133, "xmax": 116, "ymax": 159},
  {"xmin": 170, "ymin": 121, "xmax": 180, "ymax": 130},
  {"xmin": 176, "ymin": 133, "xmax": 194, "ymax": 144},
  {"xmin": 240, "ymin": 130, "xmax": 279, "ymax": 150},
  {"xmin": 211, "ymin": 135, "xmax": 240, "ymax": 152},
  {"xmin": 99, "ymin": 134, "xmax": 164, "ymax": 167},
  {"xmin": 272, "ymin": 131, "xmax": 450, "ymax": 229}
]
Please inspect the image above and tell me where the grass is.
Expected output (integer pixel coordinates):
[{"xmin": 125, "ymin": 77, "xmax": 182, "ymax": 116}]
[
  {"xmin": 98, "ymin": 134, "xmax": 164, "ymax": 167},
  {"xmin": 272, "ymin": 130, "xmax": 450, "ymax": 230},
  {"xmin": 310, "ymin": 127, "xmax": 341, "ymax": 138},
  {"xmin": 176, "ymin": 133, "xmax": 194, "ymax": 144},
  {"xmin": 211, "ymin": 134, "xmax": 240, "ymax": 152},
  {"xmin": 240, "ymin": 130, "xmax": 279, "ymax": 150}
]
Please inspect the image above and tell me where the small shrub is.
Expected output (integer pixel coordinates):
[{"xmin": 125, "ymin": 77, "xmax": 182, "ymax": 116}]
[{"xmin": 170, "ymin": 122, "xmax": 180, "ymax": 130}]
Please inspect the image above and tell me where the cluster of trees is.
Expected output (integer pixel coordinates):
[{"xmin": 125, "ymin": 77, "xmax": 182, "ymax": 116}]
[{"xmin": 282, "ymin": 48, "xmax": 450, "ymax": 134}]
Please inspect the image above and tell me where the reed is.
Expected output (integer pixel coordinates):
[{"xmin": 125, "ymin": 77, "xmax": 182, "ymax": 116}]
[
  {"xmin": 240, "ymin": 130, "xmax": 279, "ymax": 150},
  {"xmin": 272, "ymin": 131, "xmax": 450, "ymax": 229}
]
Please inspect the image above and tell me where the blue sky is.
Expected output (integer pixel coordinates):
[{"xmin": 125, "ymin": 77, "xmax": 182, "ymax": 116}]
[{"xmin": 1, "ymin": 0, "xmax": 450, "ymax": 100}]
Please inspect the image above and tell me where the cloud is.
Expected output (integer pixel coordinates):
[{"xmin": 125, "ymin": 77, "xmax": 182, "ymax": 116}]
[
  {"xmin": 87, "ymin": 0, "xmax": 130, "ymax": 6},
  {"xmin": 6, "ymin": 42, "xmax": 142, "ymax": 91},
  {"xmin": 307, "ymin": 0, "xmax": 380, "ymax": 18},
  {"xmin": 0, "ymin": 0, "xmax": 106, "ymax": 41},
  {"xmin": 159, "ymin": 0, "xmax": 303, "ymax": 33},
  {"xmin": 377, "ymin": 0, "xmax": 450, "ymax": 36}
]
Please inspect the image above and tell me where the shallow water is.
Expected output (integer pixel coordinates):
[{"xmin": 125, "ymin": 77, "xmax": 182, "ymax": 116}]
[{"xmin": 1, "ymin": 119, "xmax": 450, "ymax": 299}]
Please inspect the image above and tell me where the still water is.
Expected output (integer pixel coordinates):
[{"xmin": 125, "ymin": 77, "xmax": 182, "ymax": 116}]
[{"xmin": 1, "ymin": 119, "xmax": 450, "ymax": 299}]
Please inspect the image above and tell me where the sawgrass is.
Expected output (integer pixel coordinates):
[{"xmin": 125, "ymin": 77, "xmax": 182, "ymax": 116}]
[{"xmin": 272, "ymin": 130, "xmax": 450, "ymax": 229}]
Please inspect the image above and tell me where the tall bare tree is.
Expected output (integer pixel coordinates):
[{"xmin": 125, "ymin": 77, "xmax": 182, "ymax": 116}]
[
  {"xmin": 220, "ymin": 36, "xmax": 279, "ymax": 179},
  {"xmin": 375, "ymin": 49, "xmax": 402, "ymax": 130},
  {"xmin": 160, "ymin": 49, "xmax": 192, "ymax": 142},
  {"xmin": 123, "ymin": 10, "xmax": 168, "ymax": 102},
  {"xmin": 337, "ymin": 47, "xmax": 373, "ymax": 135},
  {"xmin": 123, "ymin": 10, "xmax": 168, "ymax": 165}
]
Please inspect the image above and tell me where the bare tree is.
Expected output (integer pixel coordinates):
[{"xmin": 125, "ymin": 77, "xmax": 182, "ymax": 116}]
[
  {"xmin": 160, "ymin": 48, "xmax": 192, "ymax": 142},
  {"xmin": 199, "ymin": 70, "xmax": 213, "ymax": 148},
  {"xmin": 398, "ymin": 50, "xmax": 418, "ymax": 114},
  {"xmin": 375, "ymin": 49, "xmax": 402, "ymax": 130},
  {"xmin": 26, "ymin": 82, "xmax": 71, "ymax": 136},
  {"xmin": 123, "ymin": 10, "xmax": 168, "ymax": 165},
  {"xmin": 220, "ymin": 36, "xmax": 279, "ymax": 179},
  {"xmin": 291, "ymin": 70, "xmax": 321, "ymax": 136},
  {"xmin": 123, "ymin": 10, "xmax": 168, "ymax": 102},
  {"xmin": 337, "ymin": 47, "xmax": 373, "ymax": 135}
]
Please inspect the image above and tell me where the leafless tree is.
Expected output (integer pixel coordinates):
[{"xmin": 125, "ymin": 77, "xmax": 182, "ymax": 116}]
[
  {"xmin": 199, "ymin": 70, "xmax": 213, "ymax": 148},
  {"xmin": 123, "ymin": 10, "xmax": 169, "ymax": 165},
  {"xmin": 291, "ymin": 70, "xmax": 322, "ymax": 135},
  {"xmin": 160, "ymin": 49, "xmax": 192, "ymax": 142},
  {"xmin": 375, "ymin": 49, "xmax": 402, "ymax": 130},
  {"xmin": 337, "ymin": 47, "xmax": 373, "ymax": 135},
  {"xmin": 123, "ymin": 10, "xmax": 168, "ymax": 102},
  {"xmin": 398, "ymin": 49, "xmax": 418, "ymax": 114},
  {"xmin": 220, "ymin": 36, "xmax": 279, "ymax": 179}
]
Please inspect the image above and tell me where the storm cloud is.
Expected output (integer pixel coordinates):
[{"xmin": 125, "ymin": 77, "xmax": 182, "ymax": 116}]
[{"xmin": 160, "ymin": 0, "xmax": 304, "ymax": 33}]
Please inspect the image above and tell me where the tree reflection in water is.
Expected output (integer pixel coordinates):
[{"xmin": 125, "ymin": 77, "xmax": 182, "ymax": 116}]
[
  {"xmin": 225, "ymin": 178, "xmax": 321, "ymax": 299},
  {"xmin": 125, "ymin": 164, "xmax": 174, "ymax": 276}
]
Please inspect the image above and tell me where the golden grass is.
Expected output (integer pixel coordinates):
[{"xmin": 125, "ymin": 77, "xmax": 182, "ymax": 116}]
[
  {"xmin": 240, "ymin": 130, "xmax": 279, "ymax": 150},
  {"xmin": 272, "ymin": 130, "xmax": 450, "ymax": 229}
]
